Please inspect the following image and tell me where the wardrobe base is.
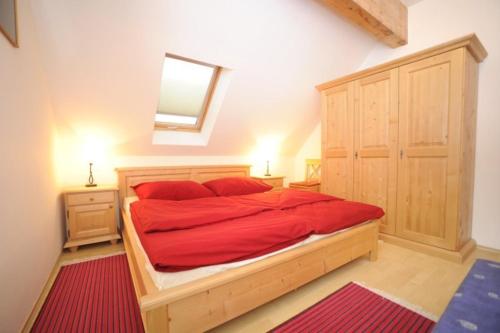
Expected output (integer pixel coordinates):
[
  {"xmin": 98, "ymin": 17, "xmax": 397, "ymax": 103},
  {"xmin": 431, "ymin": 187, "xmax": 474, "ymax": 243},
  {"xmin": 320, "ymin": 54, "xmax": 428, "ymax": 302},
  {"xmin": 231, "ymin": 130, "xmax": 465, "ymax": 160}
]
[{"xmin": 379, "ymin": 234, "xmax": 476, "ymax": 263}]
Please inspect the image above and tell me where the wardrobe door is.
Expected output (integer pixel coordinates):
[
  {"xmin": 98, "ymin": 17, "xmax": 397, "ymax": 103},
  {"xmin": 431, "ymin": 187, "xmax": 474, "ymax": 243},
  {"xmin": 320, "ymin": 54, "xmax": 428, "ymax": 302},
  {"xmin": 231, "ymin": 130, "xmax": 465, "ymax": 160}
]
[
  {"xmin": 321, "ymin": 82, "xmax": 354, "ymax": 199},
  {"xmin": 353, "ymin": 69, "xmax": 398, "ymax": 234},
  {"xmin": 396, "ymin": 49, "xmax": 464, "ymax": 250}
]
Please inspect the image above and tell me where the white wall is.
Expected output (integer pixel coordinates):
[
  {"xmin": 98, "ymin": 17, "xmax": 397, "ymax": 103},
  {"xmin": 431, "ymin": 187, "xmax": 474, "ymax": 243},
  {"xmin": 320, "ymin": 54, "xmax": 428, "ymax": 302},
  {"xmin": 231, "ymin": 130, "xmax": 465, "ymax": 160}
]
[
  {"xmin": 293, "ymin": 124, "xmax": 321, "ymax": 181},
  {"xmin": 67, "ymin": 154, "xmax": 296, "ymax": 187},
  {"xmin": 0, "ymin": 1, "xmax": 63, "ymax": 332}
]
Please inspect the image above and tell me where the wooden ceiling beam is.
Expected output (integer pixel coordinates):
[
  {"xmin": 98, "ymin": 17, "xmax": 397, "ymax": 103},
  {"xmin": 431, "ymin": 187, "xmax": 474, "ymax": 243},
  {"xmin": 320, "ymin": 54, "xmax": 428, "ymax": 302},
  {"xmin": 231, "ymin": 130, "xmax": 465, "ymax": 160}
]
[{"xmin": 319, "ymin": 0, "xmax": 408, "ymax": 48}]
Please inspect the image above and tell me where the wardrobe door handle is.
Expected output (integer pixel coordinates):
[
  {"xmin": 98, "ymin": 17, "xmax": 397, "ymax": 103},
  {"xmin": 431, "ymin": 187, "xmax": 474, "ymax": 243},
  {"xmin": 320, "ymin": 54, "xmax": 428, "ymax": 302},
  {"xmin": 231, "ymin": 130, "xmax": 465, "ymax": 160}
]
[
  {"xmin": 400, "ymin": 149, "xmax": 404, "ymax": 159},
  {"xmin": 355, "ymin": 151, "xmax": 358, "ymax": 159}
]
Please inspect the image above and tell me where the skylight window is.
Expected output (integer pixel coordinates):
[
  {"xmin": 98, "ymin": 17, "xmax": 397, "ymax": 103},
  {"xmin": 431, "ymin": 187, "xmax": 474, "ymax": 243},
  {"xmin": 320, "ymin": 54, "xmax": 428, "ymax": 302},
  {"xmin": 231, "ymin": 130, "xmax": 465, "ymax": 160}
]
[{"xmin": 155, "ymin": 54, "xmax": 221, "ymax": 131}]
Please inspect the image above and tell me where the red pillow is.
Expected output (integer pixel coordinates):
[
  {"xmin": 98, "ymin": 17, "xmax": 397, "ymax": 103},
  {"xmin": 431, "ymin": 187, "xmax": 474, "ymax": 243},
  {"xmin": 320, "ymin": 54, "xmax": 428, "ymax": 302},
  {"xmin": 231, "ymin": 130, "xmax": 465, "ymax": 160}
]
[
  {"xmin": 132, "ymin": 180, "xmax": 215, "ymax": 201},
  {"xmin": 203, "ymin": 177, "xmax": 272, "ymax": 196}
]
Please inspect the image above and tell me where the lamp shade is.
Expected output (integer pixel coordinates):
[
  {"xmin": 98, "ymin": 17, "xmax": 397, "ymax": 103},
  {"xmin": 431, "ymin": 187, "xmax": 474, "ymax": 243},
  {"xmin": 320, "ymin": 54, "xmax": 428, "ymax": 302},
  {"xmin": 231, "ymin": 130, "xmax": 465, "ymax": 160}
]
[
  {"xmin": 251, "ymin": 135, "xmax": 283, "ymax": 175},
  {"xmin": 82, "ymin": 135, "xmax": 105, "ymax": 163}
]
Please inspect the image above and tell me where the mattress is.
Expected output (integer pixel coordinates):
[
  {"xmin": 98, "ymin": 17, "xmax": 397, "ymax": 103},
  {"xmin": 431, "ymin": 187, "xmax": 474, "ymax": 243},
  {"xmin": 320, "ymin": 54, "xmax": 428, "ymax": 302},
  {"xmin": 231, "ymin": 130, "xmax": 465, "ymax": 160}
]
[{"xmin": 123, "ymin": 196, "xmax": 369, "ymax": 290}]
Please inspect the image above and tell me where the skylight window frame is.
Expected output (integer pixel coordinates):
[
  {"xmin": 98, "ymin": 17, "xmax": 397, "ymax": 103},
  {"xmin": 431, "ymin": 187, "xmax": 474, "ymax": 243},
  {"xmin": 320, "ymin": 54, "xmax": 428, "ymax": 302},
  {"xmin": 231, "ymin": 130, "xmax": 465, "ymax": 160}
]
[{"xmin": 154, "ymin": 53, "xmax": 221, "ymax": 132}]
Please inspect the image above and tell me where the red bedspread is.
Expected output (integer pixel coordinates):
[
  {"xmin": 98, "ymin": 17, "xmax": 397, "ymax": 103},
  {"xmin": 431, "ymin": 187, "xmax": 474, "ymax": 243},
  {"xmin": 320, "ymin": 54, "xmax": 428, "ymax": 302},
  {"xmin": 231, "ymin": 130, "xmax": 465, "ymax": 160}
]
[
  {"xmin": 133, "ymin": 197, "xmax": 268, "ymax": 232},
  {"xmin": 130, "ymin": 189, "xmax": 384, "ymax": 272},
  {"xmin": 229, "ymin": 190, "xmax": 340, "ymax": 209}
]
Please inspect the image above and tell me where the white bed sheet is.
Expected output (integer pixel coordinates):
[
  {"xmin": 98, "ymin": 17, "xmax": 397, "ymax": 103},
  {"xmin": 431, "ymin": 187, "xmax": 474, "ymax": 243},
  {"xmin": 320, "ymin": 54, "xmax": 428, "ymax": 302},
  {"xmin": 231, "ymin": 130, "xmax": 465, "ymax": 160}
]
[{"xmin": 124, "ymin": 196, "xmax": 365, "ymax": 290}]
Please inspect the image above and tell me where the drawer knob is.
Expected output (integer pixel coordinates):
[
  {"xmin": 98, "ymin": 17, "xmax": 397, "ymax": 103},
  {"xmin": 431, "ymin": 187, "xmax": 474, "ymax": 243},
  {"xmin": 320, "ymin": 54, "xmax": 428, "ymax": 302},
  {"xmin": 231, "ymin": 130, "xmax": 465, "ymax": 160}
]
[
  {"xmin": 89, "ymin": 197, "xmax": 94, "ymax": 202},
  {"xmin": 109, "ymin": 205, "xmax": 113, "ymax": 209}
]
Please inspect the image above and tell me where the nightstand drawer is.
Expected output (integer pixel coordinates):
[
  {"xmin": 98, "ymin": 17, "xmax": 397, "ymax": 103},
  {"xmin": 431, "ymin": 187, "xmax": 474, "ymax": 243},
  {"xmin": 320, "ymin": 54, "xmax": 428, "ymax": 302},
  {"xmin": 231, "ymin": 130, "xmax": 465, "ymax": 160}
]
[
  {"xmin": 264, "ymin": 178, "xmax": 283, "ymax": 189},
  {"xmin": 68, "ymin": 204, "xmax": 116, "ymax": 240},
  {"xmin": 63, "ymin": 186, "xmax": 120, "ymax": 251},
  {"xmin": 67, "ymin": 191, "xmax": 115, "ymax": 206},
  {"xmin": 289, "ymin": 181, "xmax": 320, "ymax": 192},
  {"xmin": 289, "ymin": 184, "xmax": 320, "ymax": 192},
  {"xmin": 252, "ymin": 176, "xmax": 285, "ymax": 191}
]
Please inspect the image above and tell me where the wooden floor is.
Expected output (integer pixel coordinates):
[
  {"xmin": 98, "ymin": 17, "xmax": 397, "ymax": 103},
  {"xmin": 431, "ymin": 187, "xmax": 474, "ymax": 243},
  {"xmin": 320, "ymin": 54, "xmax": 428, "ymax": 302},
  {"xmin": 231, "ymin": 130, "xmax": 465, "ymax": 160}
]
[
  {"xmin": 25, "ymin": 241, "xmax": 500, "ymax": 333},
  {"xmin": 212, "ymin": 242, "xmax": 500, "ymax": 332}
]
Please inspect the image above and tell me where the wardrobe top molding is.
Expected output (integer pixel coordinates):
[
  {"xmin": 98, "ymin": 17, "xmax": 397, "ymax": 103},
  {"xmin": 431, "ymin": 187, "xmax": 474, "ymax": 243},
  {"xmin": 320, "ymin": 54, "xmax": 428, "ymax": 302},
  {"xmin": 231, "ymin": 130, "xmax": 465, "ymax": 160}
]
[{"xmin": 316, "ymin": 34, "xmax": 487, "ymax": 91}]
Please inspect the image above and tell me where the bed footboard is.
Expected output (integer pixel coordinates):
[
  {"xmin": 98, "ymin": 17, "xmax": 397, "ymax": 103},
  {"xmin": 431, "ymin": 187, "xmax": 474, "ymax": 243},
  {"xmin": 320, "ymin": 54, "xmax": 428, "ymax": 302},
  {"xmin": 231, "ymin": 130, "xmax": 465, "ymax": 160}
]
[{"xmin": 123, "ymin": 214, "xmax": 379, "ymax": 333}]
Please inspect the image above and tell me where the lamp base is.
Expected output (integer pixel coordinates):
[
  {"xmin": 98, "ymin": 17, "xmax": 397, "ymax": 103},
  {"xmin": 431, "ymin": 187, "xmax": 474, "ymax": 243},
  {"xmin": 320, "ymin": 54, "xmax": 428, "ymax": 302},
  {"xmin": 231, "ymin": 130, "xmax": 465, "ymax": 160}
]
[
  {"xmin": 265, "ymin": 160, "xmax": 271, "ymax": 177},
  {"xmin": 85, "ymin": 184, "xmax": 97, "ymax": 187}
]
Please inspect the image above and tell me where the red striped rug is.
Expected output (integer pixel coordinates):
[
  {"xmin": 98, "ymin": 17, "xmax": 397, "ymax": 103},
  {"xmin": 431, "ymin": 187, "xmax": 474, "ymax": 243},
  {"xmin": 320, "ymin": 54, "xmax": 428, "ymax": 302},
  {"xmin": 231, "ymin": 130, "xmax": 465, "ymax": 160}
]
[
  {"xmin": 271, "ymin": 282, "xmax": 436, "ymax": 333},
  {"xmin": 31, "ymin": 254, "xmax": 144, "ymax": 333}
]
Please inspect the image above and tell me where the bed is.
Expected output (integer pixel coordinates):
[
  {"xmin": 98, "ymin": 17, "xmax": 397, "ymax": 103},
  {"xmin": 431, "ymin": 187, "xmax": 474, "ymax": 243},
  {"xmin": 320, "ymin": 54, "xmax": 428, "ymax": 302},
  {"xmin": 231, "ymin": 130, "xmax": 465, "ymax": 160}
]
[{"xmin": 116, "ymin": 165, "xmax": 381, "ymax": 332}]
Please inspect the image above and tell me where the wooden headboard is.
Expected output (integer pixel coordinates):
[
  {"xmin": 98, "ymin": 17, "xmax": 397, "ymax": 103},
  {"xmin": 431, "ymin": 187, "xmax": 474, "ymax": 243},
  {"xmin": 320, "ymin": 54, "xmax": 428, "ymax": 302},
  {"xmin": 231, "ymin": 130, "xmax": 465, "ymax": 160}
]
[{"xmin": 115, "ymin": 165, "xmax": 251, "ymax": 203}]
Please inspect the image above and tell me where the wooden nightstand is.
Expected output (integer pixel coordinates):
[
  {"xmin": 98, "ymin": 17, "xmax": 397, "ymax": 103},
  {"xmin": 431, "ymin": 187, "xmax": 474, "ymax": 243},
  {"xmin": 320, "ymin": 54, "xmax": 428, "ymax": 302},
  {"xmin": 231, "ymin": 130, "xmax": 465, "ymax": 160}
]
[
  {"xmin": 63, "ymin": 186, "xmax": 121, "ymax": 252},
  {"xmin": 289, "ymin": 180, "xmax": 321, "ymax": 192},
  {"xmin": 251, "ymin": 175, "xmax": 285, "ymax": 191}
]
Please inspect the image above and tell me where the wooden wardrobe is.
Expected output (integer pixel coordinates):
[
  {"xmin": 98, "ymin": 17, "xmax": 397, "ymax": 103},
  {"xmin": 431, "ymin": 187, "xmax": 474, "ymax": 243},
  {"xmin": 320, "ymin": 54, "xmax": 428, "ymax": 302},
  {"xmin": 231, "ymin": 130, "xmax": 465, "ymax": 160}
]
[{"xmin": 318, "ymin": 35, "xmax": 487, "ymax": 262}]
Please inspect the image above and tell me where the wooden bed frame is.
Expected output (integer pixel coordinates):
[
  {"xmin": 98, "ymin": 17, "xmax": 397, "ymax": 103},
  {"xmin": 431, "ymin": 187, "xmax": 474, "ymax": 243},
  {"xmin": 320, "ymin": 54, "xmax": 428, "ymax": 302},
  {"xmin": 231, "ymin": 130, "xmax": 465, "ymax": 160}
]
[{"xmin": 116, "ymin": 165, "xmax": 379, "ymax": 332}]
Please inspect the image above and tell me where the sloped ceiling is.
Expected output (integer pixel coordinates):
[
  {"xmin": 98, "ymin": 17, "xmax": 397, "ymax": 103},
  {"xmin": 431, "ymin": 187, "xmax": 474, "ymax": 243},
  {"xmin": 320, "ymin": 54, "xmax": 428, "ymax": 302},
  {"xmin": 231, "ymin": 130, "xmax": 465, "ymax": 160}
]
[
  {"xmin": 401, "ymin": 0, "xmax": 424, "ymax": 6},
  {"xmin": 31, "ymin": 0, "xmax": 376, "ymax": 157}
]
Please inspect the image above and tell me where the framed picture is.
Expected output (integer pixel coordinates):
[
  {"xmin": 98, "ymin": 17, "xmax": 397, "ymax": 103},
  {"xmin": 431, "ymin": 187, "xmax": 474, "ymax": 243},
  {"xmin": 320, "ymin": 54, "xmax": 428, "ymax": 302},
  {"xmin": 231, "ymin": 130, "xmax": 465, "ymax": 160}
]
[{"xmin": 0, "ymin": 0, "xmax": 18, "ymax": 48}]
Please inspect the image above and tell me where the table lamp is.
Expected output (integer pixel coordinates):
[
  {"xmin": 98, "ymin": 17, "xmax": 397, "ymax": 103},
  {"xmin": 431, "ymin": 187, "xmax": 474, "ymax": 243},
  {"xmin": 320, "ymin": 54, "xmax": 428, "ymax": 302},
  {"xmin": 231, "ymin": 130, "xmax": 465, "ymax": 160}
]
[{"xmin": 85, "ymin": 162, "xmax": 97, "ymax": 187}]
